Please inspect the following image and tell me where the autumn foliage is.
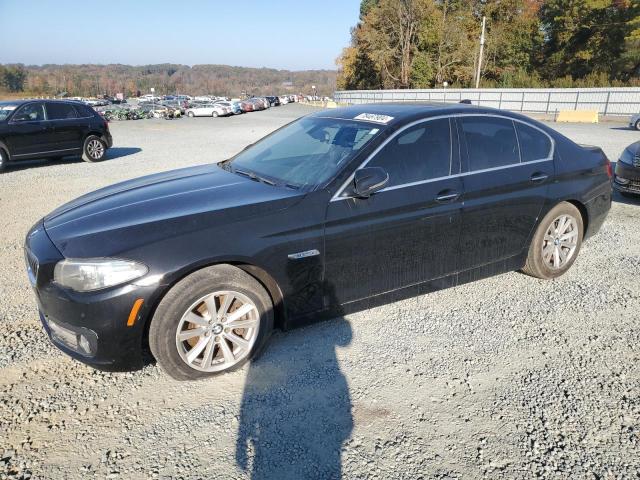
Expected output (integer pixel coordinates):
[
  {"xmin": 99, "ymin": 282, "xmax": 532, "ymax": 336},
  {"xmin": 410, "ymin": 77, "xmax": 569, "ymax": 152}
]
[{"xmin": 337, "ymin": 0, "xmax": 640, "ymax": 89}]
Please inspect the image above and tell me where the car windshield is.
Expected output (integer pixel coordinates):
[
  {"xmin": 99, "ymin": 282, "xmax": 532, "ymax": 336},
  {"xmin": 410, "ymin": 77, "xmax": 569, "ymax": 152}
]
[
  {"xmin": 0, "ymin": 104, "xmax": 18, "ymax": 121},
  {"xmin": 225, "ymin": 117, "xmax": 383, "ymax": 189}
]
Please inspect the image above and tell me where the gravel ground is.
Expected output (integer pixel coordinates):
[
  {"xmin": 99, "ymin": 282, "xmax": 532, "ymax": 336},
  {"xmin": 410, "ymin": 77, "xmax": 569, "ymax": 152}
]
[{"xmin": 1, "ymin": 105, "xmax": 639, "ymax": 480}]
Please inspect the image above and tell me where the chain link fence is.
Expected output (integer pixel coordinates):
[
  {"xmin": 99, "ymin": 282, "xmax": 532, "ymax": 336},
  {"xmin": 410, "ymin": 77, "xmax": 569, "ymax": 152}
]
[{"xmin": 334, "ymin": 88, "xmax": 640, "ymax": 116}]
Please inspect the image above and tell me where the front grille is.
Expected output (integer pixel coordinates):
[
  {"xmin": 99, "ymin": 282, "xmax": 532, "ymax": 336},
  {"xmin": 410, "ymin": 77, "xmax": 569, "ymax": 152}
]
[
  {"xmin": 628, "ymin": 179, "xmax": 640, "ymax": 192},
  {"xmin": 24, "ymin": 248, "xmax": 39, "ymax": 284}
]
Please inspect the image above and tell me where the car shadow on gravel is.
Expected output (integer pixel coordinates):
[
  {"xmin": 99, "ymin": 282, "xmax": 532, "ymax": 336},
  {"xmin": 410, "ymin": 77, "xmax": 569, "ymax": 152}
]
[
  {"xmin": 103, "ymin": 147, "xmax": 142, "ymax": 160},
  {"xmin": 235, "ymin": 315, "xmax": 353, "ymax": 480},
  {"xmin": 3, "ymin": 147, "xmax": 142, "ymax": 173},
  {"xmin": 612, "ymin": 190, "xmax": 640, "ymax": 205},
  {"xmin": 4, "ymin": 155, "xmax": 85, "ymax": 172}
]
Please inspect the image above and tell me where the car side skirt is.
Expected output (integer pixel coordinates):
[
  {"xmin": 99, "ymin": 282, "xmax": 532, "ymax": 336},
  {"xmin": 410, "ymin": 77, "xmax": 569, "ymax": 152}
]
[{"xmin": 287, "ymin": 251, "xmax": 527, "ymax": 330}]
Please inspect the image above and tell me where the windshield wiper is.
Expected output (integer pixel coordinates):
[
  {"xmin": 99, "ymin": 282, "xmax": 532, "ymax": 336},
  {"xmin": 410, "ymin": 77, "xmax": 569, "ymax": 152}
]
[
  {"xmin": 217, "ymin": 159, "xmax": 232, "ymax": 171},
  {"xmin": 234, "ymin": 169, "xmax": 276, "ymax": 186}
]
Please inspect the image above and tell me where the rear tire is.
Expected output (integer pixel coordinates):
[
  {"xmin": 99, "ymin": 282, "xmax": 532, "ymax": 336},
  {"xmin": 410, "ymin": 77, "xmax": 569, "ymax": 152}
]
[
  {"xmin": 82, "ymin": 135, "xmax": 106, "ymax": 162},
  {"xmin": 149, "ymin": 264, "xmax": 274, "ymax": 381},
  {"xmin": 187, "ymin": 111, "xmax": 194, "ymax": 117},
  {"xmin": 635, "ymin": 120, "xmax": 640, "ymax": 131},
  {"xmin": 212, "ymin": 112, "xmax": 218, "ymax": 118},
  {"xmin": 522, "ymin": 202, "xmax": 584, "ymax": 280}
]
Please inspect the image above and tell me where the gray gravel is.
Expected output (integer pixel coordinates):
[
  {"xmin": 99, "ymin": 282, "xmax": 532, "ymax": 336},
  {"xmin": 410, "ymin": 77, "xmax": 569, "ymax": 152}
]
[{"xmin": 1, "ymin": 105, "xmax": 639, "ymax": 479}]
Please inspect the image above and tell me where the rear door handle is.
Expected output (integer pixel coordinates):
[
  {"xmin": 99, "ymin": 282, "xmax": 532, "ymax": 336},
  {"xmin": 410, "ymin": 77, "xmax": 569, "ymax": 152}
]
[
  {"xmin": 530, "ymin": 172, "xmax": 549, "ymax": 183},
  {"xmin": 435, "ymin": 190, "xmax": 461, "ymax": 203}
]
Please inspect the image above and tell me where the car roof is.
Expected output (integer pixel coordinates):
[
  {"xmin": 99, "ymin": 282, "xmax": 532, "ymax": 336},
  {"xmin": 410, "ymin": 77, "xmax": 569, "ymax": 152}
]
[
  {"xmin": 0, "ymin": 100, "xmax": 24, "ymax": 107},
  {"xmin": 0, "ymin": 99, "xmax": 87, "ymax": 108},
  {"xmin": 309, "ymin": 102, "xmax": 523, "ymax": 127}
]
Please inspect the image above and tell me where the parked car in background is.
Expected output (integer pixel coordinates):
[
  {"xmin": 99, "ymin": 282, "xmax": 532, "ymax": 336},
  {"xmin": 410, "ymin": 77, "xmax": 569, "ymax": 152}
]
[
  {"xmin": 82, "ymin": 98, "xmax": 109, "ymax": 107},
  {"xmin": 630, "ymin": 113, "xmax": 640, "ymax": 131},
  {"xmin": 186, "ymin": 103, "xmax": 229, "ymax": 117},
  {"xmin": 215, "ymin": 101, "xmax": 242, "ymax": 115},
  {"xmin": 279, "ymin": 96, "xmax": 289, "ymax": 105},
  {"xmin": 139, "ymin": 94, "xmax": 161, "ymax": 103},
  {"xmin": 613, "ymin": 141, "xmax": 640, "ymax": 197},
  {"xmin": 0, "ymin": 100, "xmax": 112, "ymax": 171},
  {"xmin": 240, "ymin": 100, "xmax": 255, "ymax": 113},
  {"xmin": 249, "ymin": 98, "xmax": 266, "ymax": 110},
  {"xmin": 265, "ymin": 96, "xmax": 280, "ymax": 107},
  {"xmin": 161, "ymin": 100, "xmax": 187, "ymax": 114},
  {"xmin": 24, "ymin": 103, "xmax": 611, "ymax": 379},
  {"xmin": 138, "ymin": 103, "xmax": 172, "ymax": 118}
]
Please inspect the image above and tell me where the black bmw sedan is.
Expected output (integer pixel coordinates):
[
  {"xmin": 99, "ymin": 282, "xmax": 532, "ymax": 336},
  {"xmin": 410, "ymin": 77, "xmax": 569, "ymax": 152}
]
[
  {"xmin": 24, "ymin": 103, "xmax": 612, "ymax": 380},
  {"xmin": 612, "ymin": 141, "xmax": 640, "ymax": 197}
]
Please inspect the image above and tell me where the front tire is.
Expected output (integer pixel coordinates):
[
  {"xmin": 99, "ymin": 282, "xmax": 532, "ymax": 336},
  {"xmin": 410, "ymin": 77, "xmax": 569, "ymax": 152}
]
[
  {"xmin": 149, "ymin": 264, "xmax": 274, "ymax": 381},
  {"xmin": 82, "ymin": 135, "xmax": 106, "ymax": 162},
  {"xmin": 522, "ymin": 202, "xmax": 584, "ymax": 279},
  {"xmin": 187, "ymin": 111, "xmax": 194, "ymax": 117},
  {"xmin": 212, "ymin": 111, "xmax": 218, "ymax": 118}
]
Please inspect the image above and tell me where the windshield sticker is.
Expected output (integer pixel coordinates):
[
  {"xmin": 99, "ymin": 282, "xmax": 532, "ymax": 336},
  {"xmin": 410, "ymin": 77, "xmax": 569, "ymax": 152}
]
[
  {"xmin": 354, "ymin": 113, "xmax": 394, "ymax": 124},
  {"xmin": 1, "ymin": 106, "xmax": 16, "ymax": 111},
  {"xmin": 368, "ymin": 128, "xmax": 379, "ymax": 135}
]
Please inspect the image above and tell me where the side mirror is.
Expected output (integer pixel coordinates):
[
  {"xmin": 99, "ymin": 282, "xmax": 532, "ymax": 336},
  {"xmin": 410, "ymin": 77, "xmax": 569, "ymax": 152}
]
[{"xmin": 353, "ymin": 167, "xmax": 389, "ymax": 198}]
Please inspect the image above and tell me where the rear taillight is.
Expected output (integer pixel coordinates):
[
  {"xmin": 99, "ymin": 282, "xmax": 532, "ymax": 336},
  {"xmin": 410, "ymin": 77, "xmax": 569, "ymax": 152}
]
[{"xmin": 606, "ymin": 159, "xmax": 613, "ymax": 179}]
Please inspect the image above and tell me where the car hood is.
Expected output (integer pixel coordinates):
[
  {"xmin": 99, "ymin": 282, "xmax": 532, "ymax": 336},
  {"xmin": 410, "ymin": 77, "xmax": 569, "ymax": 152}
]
[{"xmin": 44, "ymin": 163, "xmax": 303, "ymax": 256}]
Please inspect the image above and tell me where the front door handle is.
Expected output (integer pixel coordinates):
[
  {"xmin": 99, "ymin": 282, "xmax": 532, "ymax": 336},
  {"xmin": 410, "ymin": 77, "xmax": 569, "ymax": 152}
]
[
  {"xmin": 530, "ymin": 172, "xmax": 549, "ymax": 183},
  {"xmin": 435, "ymin": 190, "xmax": 461, "ymax": 203}
]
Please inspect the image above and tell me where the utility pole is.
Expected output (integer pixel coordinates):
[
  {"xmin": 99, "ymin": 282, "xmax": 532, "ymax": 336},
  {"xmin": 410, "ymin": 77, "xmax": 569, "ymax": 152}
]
[{"xmin": 475, "ymin": 16, "xmax": 486, "ymax": 89}]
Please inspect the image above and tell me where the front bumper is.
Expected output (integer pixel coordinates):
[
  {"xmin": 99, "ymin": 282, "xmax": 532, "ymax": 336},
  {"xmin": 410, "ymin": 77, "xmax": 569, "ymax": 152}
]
[
  {"xmin": 613, "ymin": 161, "xmax": 640, "ymax": 196},
  {"xmin": 25, "ymin": 220, "xmax": 158, "ymax": 371}
]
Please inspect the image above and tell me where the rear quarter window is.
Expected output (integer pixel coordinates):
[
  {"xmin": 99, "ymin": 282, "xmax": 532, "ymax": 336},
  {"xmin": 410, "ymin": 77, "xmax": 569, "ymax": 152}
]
[
  {"xmin": 515, "ymin": 122, "xmax": 552, "ymax": 161},
  {"xmin": 46, "ymin": 102, "xmax": 78, "ymax": 120}
]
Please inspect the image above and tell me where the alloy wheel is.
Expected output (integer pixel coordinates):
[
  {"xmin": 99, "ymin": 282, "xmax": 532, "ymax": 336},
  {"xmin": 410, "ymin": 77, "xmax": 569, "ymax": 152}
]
[
  {"xmin": 542, "ymin": 214, "xmax": 579, "ymax": 270},
  {"xmin": 87, "ymin": 139, "xmax": 105, "ymax": 160},
  {"xmin": 175, "ymin": 290, "xmax": 260, "ymax": 372}
]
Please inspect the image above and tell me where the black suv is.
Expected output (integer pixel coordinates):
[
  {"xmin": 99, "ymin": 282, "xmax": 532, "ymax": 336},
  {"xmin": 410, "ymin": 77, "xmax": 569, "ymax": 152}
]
[
  {"xmin": 266, "ymin": 96, "xmax": 280, "ymax": 107},
  {"xmin": 0, "ymin": 100, "xmax": 112, "ymax": 171}
]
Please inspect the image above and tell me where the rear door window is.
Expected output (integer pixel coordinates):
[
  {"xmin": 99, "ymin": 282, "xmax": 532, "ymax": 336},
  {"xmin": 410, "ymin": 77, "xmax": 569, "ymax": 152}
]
[
  {"xmin": 12, "ymin": 103, "xmax": 45, "ymax": 122},
  {"xmin": 515, "ymin": 122, "xmax": 552, "ymax": 161},
  {"xmin": 74, "ymin": 104, "xmax": 95, "ymax": 117},
  {"xmin": 460, "ymin": 116, "xmax": 519, "ymax": 171},
  {"xmin": 368, "ymin": 118, "xmax": 452, "ymax": 187},
  {"xmin": 46, "ymin": 102, "xmax": 78, "ymax": 120}
]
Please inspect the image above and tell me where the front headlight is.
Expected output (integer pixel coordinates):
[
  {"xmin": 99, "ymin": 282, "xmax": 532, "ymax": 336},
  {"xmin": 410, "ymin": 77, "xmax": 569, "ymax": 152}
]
[
  {"xmin": 54, "ymin": 258, "xmax": 148, "ymax": 292},
  {"xmin": 619, "ymin": 148, "xmax": 634, "ymax": 166}
]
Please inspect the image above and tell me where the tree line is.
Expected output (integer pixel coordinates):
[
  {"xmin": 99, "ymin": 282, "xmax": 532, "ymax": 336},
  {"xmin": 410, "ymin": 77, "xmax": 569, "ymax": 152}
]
[
  {"xmin": 337, "ymin": 0, "xmax": 640, "ymax": 90},
  {"xmin": 0, "ymin": 63, "xmax": 337, "ymax": 98}
]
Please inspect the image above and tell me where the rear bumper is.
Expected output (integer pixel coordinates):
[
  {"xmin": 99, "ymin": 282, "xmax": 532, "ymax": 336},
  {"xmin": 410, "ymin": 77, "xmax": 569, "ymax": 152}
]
[{"xmin": 103, "ymin": 131, "xmax": 113, "ymax": 149}]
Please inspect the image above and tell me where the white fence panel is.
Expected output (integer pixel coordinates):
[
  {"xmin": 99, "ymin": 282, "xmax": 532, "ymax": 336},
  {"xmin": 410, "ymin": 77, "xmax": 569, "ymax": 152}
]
[{"xmin": 334, "ymin": 88, "xmax": 640, "ymax": 116}]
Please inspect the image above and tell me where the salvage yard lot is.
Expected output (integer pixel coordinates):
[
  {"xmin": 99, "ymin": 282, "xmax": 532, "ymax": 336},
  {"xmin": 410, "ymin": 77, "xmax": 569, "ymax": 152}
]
[{"xmin": 1, "ymin": 104, "xmax": 639, "ymax": 479}]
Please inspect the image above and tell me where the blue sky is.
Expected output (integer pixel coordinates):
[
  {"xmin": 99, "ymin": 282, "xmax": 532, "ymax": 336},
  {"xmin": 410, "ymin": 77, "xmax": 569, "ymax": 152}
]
[{"xmin": 0, "ymin": 0, "xmax": 360, "ymax": 70}]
